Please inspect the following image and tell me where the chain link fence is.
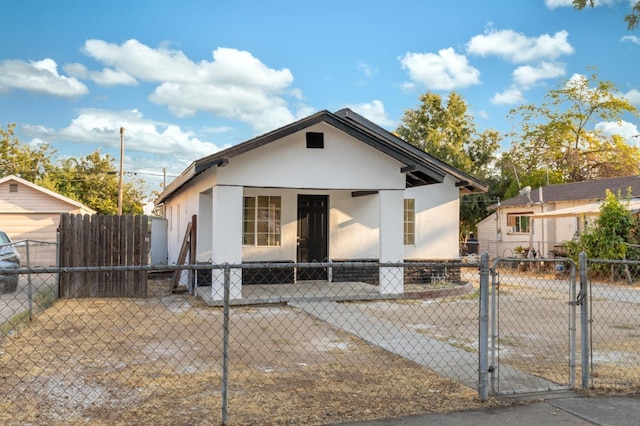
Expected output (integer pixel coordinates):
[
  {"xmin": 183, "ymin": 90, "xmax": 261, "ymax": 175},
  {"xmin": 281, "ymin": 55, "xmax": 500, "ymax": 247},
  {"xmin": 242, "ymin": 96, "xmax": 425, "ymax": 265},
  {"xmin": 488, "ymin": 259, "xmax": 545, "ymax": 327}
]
[
  {"xmin": 585, "ymin": 258, "xmax": 640, "ymax": 393},
  {"xmin": 1, "ymin": 256, "xmax": 639, "ymax": 424},
  {"xmin": 486, "ymin": 257, "xmax": 578, "ymax": 396}
]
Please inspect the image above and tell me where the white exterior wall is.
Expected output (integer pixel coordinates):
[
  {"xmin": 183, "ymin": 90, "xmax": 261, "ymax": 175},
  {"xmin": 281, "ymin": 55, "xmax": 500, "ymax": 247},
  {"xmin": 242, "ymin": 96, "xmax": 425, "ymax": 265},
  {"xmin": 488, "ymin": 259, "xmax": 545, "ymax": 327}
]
[
  {"xmin": 330, "ymin": 190, "xmax": 380, "ymax": 260},
  {"xmin": 241, "ymin": 188, "xmax": 380, "ymax": 262},
  {"xmin": 216, "ymin": 123, "xmax": 404, "ymax": 190},
  {"xmin": 164, "ymin": 122, "xmax": 465, "ymax": 270},
  {"xmin": 165, "ymin": 167, "xmax": 217, "ymax": 264},
  {"xmin": 404, "ymin": 176, "xmax": 460, "ymax": 259}
]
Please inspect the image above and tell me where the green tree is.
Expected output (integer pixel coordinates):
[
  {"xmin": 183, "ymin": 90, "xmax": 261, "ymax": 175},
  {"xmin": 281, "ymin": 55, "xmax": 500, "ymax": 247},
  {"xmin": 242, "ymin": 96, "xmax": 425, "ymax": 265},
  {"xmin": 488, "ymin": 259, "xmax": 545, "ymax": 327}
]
[
  {"xmin": 1, "ymin": 124, "xmax": 147, "ymax": 214},
  {"xmin": 573, "ymin": 0, "xmax": 640, "ymax": 30},
  {"xmin": 396, "ymin": 91, "xmax": 502, "ymax": 234},
  {"xmin": 0, "ymin": 123, "xmax": 56, "ymax": 182},
  {"xmin": 508, "ymin": 72, "xmax": 639, "ymax": 184},
  {"xmin": 46, "ymin": 151, "xmax": 145, "ymax": 215},
  {"xmin": 567, "ymin": 190, "xmax": 640, "ymax": 261}
]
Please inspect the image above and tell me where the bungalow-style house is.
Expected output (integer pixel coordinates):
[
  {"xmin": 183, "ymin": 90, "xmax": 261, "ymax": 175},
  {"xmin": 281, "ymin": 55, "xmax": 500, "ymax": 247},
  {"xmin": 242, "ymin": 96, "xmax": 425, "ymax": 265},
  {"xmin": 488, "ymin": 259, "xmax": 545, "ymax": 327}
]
[
  {"xmin": 156, "ymin": 109, "xmax": 487, "ymax": 299},
  {"xmin": 476, "ymin": 175, "xmax": 640, "ymax": 259},
  {"xmin": 0, "ymin": 174, "xmax": 96, "ymax": 242}
]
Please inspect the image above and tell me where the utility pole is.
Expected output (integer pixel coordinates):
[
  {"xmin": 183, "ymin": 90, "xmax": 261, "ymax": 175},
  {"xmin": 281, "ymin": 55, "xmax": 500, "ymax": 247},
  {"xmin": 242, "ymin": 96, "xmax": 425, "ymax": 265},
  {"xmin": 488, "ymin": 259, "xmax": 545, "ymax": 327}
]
[
  {"xmin": 118, "ymin": 126, "xmax": 124, "ymax": 215},
  {"xmin": 162, "ymin": 167, "xmax": 167, "ymax": 219}
]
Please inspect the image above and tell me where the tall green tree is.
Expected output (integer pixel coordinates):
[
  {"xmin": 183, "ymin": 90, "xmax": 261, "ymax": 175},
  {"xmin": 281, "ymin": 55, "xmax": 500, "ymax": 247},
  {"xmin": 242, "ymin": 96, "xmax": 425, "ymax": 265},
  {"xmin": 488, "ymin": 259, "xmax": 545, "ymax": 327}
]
[
  {"xmin": 507, "ymin": 72, "xmax": 639, "ymax": 184},
  {"xmin": 573, "ymin": 0, "xmax": 640, "ymax": 30},
  {"xmin": 396, "ymin": 91, "xmax": 502, "ymax": 233},
  {"xmin": 0, "ymin": 123, "xmax": 56, "ymax": 182},
  {"xmin": 41, "ymin": 150, "xmax": 146, "ymax": 215},
  {"xmin": 1, "ymin": 124, "xmax": 146, "ymax": 214}
]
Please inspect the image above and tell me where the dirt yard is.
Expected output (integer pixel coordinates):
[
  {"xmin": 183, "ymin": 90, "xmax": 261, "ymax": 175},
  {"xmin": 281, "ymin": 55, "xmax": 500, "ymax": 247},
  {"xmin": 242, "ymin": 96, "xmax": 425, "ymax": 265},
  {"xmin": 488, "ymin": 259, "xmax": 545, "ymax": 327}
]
[
  {"xmin": 1, "ymin": 271, "xmax": 638, "ymax": 425},
  {"xmin": 0, "ymin": 277, "xmax": 504, "ymax": 425}
]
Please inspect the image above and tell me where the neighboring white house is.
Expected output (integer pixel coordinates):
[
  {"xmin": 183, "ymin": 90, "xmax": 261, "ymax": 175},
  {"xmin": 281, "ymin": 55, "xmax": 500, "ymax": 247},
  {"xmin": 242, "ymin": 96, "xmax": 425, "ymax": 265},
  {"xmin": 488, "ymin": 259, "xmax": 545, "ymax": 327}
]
[
  {"xmin": 156, "ymin": 109, "xmax": 487, "ymax": 299},
  {"xmin": 0, "ymin": 174, "xmax": 96, "ymax": 242},
  {"xmin": 477, "ymin": 175, "xmax": 640, "ymax": 259}
]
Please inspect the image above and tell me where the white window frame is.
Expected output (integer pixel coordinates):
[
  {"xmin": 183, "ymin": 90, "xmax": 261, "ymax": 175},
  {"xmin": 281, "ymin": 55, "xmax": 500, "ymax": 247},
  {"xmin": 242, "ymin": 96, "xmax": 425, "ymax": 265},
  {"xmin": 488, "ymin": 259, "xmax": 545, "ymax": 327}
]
[
  {"xmin": 404, "ymin": 198, "xmax": 415, "ymax": 246},
  {"xmin": 243, "ymin": 195, "xmax": 282, "ymax": 246}
]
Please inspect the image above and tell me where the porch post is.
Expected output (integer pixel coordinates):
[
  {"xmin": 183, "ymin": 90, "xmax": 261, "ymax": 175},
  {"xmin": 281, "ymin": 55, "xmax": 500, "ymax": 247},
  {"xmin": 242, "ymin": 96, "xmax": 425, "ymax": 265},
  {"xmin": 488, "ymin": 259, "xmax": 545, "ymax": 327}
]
[
  {"xmin": 210, "ymin": 185, "xmax": 243, "ymax": 300},
  {"xmin": 378, "ymin": 189, "xmax": 404, "ymax": 294}
]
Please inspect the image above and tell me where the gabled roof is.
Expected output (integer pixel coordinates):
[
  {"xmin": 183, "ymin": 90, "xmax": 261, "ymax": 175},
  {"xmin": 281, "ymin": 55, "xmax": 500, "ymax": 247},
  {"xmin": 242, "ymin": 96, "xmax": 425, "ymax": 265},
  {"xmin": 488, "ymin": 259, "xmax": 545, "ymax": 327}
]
[
  {"xmin": 157, "ymin": 109, "xmax": 488, "ymax": 204},
  {"xmin": 0, "ymin": 175, "xmax": 97, "ymax": 214},
  {"xmin": 496, "ymin": 175, "xmax": 640, "ymax": 208}
]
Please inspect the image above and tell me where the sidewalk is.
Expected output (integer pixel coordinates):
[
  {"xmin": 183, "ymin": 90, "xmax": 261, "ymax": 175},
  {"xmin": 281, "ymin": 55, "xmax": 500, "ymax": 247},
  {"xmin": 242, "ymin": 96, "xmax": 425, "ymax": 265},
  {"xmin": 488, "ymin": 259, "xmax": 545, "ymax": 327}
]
[{"xmin": 336, "ymin": 394, "xmax": 640, "ymax": 425}]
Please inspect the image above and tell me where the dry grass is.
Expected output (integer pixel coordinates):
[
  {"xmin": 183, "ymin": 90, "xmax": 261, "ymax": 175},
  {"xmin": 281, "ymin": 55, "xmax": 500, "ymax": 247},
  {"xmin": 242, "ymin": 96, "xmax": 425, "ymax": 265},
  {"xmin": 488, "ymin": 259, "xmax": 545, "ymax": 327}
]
[
  {"xmin": 2, "ymin": 270, "xmax": 638, "ymax": 425},
  {"xmin": 0, "ymin": 278, "xmax": 502, "ymax": 425}
]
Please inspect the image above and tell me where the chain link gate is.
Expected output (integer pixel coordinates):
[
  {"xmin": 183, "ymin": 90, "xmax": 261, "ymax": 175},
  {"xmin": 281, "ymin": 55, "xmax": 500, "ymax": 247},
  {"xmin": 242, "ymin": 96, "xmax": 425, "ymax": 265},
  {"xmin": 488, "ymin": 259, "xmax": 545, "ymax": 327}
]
[{"xmin": 485, "ymin": 257, "xmax": 578, "ymax": 396}]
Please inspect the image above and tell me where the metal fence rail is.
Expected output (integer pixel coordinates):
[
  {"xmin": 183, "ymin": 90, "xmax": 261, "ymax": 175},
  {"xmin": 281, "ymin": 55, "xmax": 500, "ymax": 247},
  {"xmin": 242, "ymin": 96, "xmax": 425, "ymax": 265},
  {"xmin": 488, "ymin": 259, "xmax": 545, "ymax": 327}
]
[{"xmin": 1, "ymin": 256, "xmax": 639, "ymax": 424}]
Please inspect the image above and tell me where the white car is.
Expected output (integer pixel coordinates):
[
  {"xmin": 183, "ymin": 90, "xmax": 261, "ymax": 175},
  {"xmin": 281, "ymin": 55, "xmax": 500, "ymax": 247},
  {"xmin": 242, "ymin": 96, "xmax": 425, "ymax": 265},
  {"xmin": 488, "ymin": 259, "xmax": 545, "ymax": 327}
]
[{"xmin": 0, "ymin": 230, "xmax": 20, "ymax": 293}]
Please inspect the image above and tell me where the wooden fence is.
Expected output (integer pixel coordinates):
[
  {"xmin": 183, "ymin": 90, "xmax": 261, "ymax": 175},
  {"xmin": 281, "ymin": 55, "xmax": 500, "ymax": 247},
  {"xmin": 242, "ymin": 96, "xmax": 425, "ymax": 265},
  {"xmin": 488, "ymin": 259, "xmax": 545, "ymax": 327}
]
[{"xmin": 58, "ymin": 214, "xmax": 149, "ymax": 298}]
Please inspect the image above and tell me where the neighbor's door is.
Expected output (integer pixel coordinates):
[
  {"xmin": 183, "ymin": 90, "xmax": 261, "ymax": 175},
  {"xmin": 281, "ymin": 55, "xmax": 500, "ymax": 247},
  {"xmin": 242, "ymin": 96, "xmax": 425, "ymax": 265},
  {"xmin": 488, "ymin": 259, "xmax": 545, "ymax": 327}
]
[{"xmin": 297, "ymin": 195, "xmax": 328, "ymax": 280}]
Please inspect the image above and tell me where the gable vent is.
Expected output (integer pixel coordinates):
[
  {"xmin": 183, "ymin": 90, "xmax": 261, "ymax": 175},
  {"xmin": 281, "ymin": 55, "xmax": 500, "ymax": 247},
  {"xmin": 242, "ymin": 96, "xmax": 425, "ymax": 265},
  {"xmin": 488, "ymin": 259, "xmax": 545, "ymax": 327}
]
[
  {"xmin": 9, "ymin": 183, "xmax": 17, "ymax": 192},
  {"xmin": 306, "ymin": 132, "xmax": 324, "ymax": 149}
]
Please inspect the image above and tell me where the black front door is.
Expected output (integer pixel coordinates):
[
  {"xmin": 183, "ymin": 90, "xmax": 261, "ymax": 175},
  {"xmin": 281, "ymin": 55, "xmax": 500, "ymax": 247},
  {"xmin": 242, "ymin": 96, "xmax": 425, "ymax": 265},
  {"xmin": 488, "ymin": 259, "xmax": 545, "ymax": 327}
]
[{"xmin": 297, "ymin": 195, "xmax": 328, "ymax": 280}]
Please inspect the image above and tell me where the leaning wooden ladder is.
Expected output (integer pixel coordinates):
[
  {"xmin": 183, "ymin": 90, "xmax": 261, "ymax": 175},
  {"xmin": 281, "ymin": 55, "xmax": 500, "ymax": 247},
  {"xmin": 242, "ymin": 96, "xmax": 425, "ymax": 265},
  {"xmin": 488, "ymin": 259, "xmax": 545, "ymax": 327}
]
[{"xmin": 169, "ymin": 215, "xmax": 197, "ymax": 293}]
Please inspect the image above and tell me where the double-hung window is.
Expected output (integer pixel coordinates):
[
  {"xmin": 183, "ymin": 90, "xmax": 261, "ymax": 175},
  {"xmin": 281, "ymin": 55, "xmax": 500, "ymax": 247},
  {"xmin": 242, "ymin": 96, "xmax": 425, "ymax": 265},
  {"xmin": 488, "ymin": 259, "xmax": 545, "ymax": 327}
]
[
  {"xmin": 404, "ymin": 198, "xmax": 415, "ymax": 245},
  {"xmin": 243, "ymin": 196, "xmax": 281, "ymax": 246}
]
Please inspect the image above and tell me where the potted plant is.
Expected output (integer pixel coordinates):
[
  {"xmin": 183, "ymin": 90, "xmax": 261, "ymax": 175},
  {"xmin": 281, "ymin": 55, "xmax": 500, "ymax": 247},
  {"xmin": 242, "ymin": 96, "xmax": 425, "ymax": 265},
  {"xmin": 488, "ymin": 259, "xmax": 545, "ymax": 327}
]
[{"xmin": 514, "ymin": 246, "xmax": 524, "ymax": 258}]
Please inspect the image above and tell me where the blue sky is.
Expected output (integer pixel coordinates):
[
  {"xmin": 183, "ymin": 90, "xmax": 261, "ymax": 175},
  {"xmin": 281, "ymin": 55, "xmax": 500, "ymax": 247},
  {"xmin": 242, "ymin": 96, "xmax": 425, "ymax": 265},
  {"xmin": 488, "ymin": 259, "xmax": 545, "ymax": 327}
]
[{"xmin": 1, "ymin": 0, "xmax": 639, "ymax": 195}]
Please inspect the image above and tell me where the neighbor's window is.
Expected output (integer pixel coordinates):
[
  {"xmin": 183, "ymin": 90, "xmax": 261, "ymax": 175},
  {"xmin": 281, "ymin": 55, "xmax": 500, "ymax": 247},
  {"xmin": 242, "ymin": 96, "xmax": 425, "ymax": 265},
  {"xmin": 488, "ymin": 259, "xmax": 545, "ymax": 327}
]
[
  {"xmin": 507, "ymin": 212, "xmax": 532, "ymax": 233},
  {"xmin": 243, "ymin": 196, "xmax": 281, "ymax": 246},
  {"xmin": 404, "ymin": 198, "xmax": 415, "ymax": 245}
]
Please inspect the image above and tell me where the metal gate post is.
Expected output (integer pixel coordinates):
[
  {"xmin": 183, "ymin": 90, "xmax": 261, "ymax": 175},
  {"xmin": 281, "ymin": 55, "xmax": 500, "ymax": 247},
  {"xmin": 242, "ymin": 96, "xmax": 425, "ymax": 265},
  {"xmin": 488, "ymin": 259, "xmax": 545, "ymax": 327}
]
[
  {"xmin": 489, "ymin": 259, "xmax": 499, "ymax": 394},
  {"xmin": 579, "ymin": 252, "xmax": 590, "ymax": 390},
  {"xmin": 478, "ymin": 253, "xmax": 490, "ymax": 401},
  {"xmin": 221, "ymin": 264, "xmax": 230, "ymax": 425}
]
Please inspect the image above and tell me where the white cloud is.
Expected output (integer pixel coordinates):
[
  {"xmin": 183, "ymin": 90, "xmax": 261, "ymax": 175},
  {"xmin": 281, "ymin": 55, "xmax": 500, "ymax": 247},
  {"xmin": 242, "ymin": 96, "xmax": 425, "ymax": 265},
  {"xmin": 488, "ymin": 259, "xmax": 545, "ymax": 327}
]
[
  {"xmin": 544, "ymin": 0, "xmax": 573, "ymax": 8},
  {"xmin": 476, "ymin": 110, "xmax": 489, "ymax": 120},
  {"xmin": 490, "ymin": 87, "xmax": 525, "ymax": 105},
  {"xmin": 64, "ymin": 62, "xmax": 138, "ymax": 86},
  {"xmin": 23, "ymin": 108, "xmax": 222, "ymax": 161},
  {"xmin": 0, "ymin": 58, "xmax": 88, "ymax": 97},
  {"xmin": 624, "ymin": 89, "xmax": 640, "ymax": 105},
  {"xmin": 596, "ymin": 120, "xmax": 639, "ymax": 140},
  {"xmin": 467, "ymin": 29, "xmax": 574, "ymax": 63},
  {"xmin": 621, "ymin": 35, "xmax": 640, "ymax": 45},
  {"xmin": 357, "ymin": 61, "xmax": 378, "ymax": 79},
  {"xmin": 399, "ymin": 48, "xmax": 481, "ymax": 91},
  {"xmin": 79, "ymin": 39, "xmax": 304, "ymax": 133},
  {"xmin": 345, "ymin": 100, "xmax": 395, "ymax": 128},
  {"xmin": 545, "ymin": 0, "xmax": 621, "ymax": 8},
  {"xmin": 513, "ymin": 62, "xmax": 566, "ymax": 88}
]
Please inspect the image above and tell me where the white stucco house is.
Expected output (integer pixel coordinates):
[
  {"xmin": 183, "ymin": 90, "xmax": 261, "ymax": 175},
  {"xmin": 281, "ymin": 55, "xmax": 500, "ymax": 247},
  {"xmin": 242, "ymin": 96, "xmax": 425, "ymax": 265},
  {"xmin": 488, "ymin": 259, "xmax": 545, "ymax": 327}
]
[
  {"xmin": 476, "ymin": 175, "xmax": 640, "ymax": 259},
  {"xmin": 156, "ymin": 109, "xmax": 487, "ymax": 299}
]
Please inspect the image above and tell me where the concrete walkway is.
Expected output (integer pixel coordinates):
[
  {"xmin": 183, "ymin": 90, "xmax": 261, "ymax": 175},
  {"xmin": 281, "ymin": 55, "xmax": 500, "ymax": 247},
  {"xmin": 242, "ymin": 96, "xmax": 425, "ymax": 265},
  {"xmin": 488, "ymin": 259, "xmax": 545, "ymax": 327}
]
[
  {"xmin": 336, "ymin": 394, "xmax": 640, "ymax": 425},
  {"xmin": 289, "ymin": 299, "xmax": 559, "ymax": 393},
  {"xmin": 0, "ymin": 274, "xmax": 57, "ymax": 325}
]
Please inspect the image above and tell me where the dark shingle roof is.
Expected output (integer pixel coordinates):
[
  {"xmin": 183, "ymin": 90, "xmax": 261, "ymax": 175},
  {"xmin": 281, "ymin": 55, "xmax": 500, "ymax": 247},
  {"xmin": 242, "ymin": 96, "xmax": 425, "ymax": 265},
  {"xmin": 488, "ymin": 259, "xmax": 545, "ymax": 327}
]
[
  {"xmin": 157, "ymin": 109, "xmax": 488, "ymax": 204},
  {"xmin": 498, "ymin": 175, "xmax": 640, "ymax": 207}
]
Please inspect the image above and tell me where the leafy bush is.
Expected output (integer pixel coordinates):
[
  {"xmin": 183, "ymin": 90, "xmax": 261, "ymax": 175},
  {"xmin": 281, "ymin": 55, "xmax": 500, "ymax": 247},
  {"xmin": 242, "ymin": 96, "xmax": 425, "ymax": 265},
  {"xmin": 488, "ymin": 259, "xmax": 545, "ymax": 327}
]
[{"xmin": 566, "ymin": 189, "xmax": 640, "ymax": 261}]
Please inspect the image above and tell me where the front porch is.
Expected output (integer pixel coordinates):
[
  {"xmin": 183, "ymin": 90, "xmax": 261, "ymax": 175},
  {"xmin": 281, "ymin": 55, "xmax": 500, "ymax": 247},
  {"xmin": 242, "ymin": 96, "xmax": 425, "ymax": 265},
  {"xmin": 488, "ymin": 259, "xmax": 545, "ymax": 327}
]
[{"xmin": 195, "ymin": 278, "xmax": 473, "ymax": 307}]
